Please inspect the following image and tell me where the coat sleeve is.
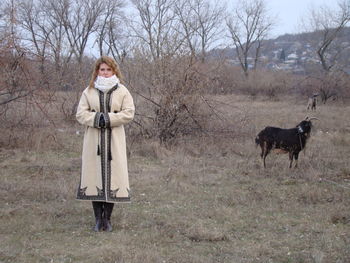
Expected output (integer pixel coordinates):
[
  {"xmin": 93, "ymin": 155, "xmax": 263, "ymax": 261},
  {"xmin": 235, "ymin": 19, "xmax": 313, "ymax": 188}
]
[
  {"xmin": 76, "ymin": 91, "xmax": 101, "ymax": 128},
  {"xmin": 106, "ymin": 89, "xmax": 135, "ymax": 128}
]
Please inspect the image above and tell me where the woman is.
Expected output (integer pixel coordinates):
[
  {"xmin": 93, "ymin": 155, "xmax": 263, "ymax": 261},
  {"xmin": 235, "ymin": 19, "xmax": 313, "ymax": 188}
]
[{"xmin": 76, "ymin": 56, "xmax": 135, "ymax": 232}]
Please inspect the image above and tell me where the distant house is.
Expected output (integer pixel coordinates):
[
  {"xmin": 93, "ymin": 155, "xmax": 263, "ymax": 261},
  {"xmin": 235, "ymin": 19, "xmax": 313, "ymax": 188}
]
[
  {"xmin": 287, "ymin": 53, "xmax": 298, "ymax": 60},
  {"xmin": 266, "ymin": 62, "xmax": 280, "ymax": 70},
  {"xmin": 279, "ymin": 64, "xmax": 294, "ymax": 70},
  {"xmin": 272, "ymin": 50, "xmax": 279, "ymax": 60},
  {"xmin": 341, "ymin": 41, "xmax": 349, "ymax": 48},
  {"xmin": 306, "ymin": 58, "xmax": 320, "ymax": 64}
]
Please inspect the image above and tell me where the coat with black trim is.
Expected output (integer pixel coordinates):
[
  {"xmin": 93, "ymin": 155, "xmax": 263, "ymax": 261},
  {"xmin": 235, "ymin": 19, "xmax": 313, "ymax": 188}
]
[{"xmin": 76, "ymin": 84, "xmax": 135, "ymax": 203}]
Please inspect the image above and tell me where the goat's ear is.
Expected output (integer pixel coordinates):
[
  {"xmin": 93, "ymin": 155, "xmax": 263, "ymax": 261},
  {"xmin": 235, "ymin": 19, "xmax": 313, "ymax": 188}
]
[{"xmin": 305, "ymin": 116, "xmax": 309, "ymax": 121}]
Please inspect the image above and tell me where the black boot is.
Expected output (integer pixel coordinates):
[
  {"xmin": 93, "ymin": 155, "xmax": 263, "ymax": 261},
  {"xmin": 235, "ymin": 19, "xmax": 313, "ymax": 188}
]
[
  {"xmin": 103, "ymin": 202, "xmax": 114, "ymax": 232},
  {"xmin": 92, "ymin": 201, "xmax": 103, "ymax": 232}
]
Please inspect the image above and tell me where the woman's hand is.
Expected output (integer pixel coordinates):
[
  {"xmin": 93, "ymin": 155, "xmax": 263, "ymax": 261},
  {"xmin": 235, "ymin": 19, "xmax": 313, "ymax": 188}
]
[{"xmin": 99, "ymin": 113, "xmax": 106, "ymax": 128}]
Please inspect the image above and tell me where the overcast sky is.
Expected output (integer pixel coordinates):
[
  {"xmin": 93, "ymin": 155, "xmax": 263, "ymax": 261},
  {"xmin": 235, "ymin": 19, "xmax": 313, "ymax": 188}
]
[{"xmin": 266, "ymin": 0, "xmax": 340, "ymax": 37}]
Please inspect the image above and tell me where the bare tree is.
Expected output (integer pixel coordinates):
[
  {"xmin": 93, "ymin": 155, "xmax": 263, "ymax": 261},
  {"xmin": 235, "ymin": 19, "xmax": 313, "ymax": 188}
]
[
  {"xmin": 16, "ymin": 0, "xmax": 102, "ymax": 78},
  {"xmin": 16, "ymin": 0, "xmax": 76, "ymax": 93},
  {"xmin": 191, "ymin": 0, "xmax": 225, "ymax": 62},
  {"xmin": 129, "ymin": 0, "xmax": 219, "ymax": 144},
  {"xmin": 226, "ymin": 0, "xmax": 273, "ymax": 77},
  {"xmin": 306, "ymin": 0, "xmax": 350, "ymax": 72},
  {"xmin": 59, "ymin": 0, "xmax": 105, "ymax": 65},
  {"xmin": 40, "ymin": 0, "xmax": 74, "ymax": 73},
  {"xmin": 130, "ymin": 0, "xmax": 184, "ymax": 61},
  {"xmin": 174, "ymin": 0, "xmax": 225, "ymax": 62},
  {"xmin": 0, "ymin": 0, "xmax": 34, "ymax": 108},
  {"xmin": 17, "ymin": 0, "xmax": 51, "ymax": 74},
  {"xmin": 1, "ymin": 0, "xmax": 21, "ymax": 51},
  {"xmin": 94, "ymin": 0, "xmax": 128, "ymax": 62},
  {"xmin": 173, "ymin": 0, "xmax": 198, "ymax": 58}
]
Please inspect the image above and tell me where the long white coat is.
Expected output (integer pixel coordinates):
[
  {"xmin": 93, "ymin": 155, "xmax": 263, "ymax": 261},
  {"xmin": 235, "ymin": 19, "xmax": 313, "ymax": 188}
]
[{"xmin": 76, "ymin": 84, "xmax": 135, "ymax": 203}]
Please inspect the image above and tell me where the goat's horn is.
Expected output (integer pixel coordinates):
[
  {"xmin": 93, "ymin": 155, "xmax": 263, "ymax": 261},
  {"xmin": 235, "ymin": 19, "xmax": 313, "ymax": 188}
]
[
  {"xmin": 304, "ymin": 116, "xmax": 309, "ymax": 120},
  {"xmin": 308, "ymin": 117, "xmax": 319, "ymax": 121}
]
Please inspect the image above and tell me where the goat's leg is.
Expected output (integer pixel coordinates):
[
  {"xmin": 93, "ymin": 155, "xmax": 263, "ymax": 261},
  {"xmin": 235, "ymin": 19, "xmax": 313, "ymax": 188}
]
[
  {"xmin": 262, "ymin": 148, "xmax": 271, "ymax": 168},
  {"xmin": 260, "ymin": 142, "xmax": 267, "ymax": 168},
  {"xmin": 263, "ymin": 154, "xmax": 267, "ymax": 168},
  {"xmin": 294, "ymin": 152, "xmax": 299, "ymax": 168},
  {"xmin": 260, "ymin": 147, "xmax": 266, "ymax": 168},
  {"xmin": 288, "ymin": 152, "xmax": 293, "ymax": 168}
]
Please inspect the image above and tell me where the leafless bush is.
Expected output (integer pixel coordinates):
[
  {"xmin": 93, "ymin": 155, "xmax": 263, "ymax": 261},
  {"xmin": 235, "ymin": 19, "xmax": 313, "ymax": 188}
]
[
  {"xmin": 297, "ymin": 72, "xmax": 350, "ymax": 104},
  {"xmin": 224, "ymin": 69, "xmax": 293, "ymax": 98},
  {"xmin": 0, "ymin": 51, "xmax": 33, "ymax": 108},
  {"xmin": 318, "ymin": 71, "xmax": 350, "ymax": 103},
  {"xmin": 127, "ymin": 57, "xmax": 215, "ymax": 145}
]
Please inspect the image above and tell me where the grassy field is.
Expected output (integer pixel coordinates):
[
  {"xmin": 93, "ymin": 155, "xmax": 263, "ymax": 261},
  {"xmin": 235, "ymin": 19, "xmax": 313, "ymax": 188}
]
[{"xmin": 1, "ymin": 95, "xmax": 349, "ymax": 263}]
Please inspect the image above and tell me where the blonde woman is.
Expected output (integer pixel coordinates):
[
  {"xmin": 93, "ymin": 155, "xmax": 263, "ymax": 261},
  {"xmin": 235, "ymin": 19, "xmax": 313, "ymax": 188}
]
[{"xmin": 76, "ymin": 56, "xmax": 135, "ymax": 232}]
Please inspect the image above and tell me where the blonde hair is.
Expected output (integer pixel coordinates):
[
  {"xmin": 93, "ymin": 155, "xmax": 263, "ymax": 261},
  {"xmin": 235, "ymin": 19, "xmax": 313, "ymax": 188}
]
[{"xmin": 88, "ymin": 56, "xmax": 123, "ymax": 89}]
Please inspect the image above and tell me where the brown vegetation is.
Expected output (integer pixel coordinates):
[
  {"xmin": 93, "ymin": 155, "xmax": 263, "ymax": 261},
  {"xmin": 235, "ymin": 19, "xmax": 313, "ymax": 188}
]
[{"xmin": 1, "ymin": 94, "xmax": 350, "ymax": 263}]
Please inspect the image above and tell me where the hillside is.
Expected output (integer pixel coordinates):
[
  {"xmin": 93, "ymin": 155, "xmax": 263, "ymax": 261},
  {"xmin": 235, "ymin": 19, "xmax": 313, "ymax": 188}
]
[{"xmin": 212, "ymin": 27, "xmax": 350, "ymax": 74}]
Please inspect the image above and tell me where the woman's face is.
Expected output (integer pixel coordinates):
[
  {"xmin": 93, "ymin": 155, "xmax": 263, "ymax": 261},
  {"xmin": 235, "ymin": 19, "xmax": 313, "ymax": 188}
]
[{"xmin": 98, "ymin": 63, "xmax": 113, "ymax": 78}]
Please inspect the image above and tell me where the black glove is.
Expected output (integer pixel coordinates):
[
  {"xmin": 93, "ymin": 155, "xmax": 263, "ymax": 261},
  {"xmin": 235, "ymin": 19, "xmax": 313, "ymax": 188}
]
[{"xmin": 99, "ymin": 113, "xmax": 106, "ymax": 128}]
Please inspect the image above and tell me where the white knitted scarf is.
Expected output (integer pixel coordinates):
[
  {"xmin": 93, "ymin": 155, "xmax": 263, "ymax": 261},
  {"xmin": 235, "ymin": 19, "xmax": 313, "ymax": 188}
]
[{"xmin": 94, "ymin": 75, "xmax": 119, "ymax": 93}]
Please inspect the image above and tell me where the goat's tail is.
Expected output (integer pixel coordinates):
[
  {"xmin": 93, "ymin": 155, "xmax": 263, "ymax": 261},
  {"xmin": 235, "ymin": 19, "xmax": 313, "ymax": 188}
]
[{"xmin": 255, "ymin": 136, "xmax": 260, "ymax": 146}]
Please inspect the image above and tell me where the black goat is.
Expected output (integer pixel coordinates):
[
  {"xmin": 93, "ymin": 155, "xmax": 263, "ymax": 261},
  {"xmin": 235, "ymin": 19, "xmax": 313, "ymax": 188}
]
[{"xmin": 255, "ymin": 117, "xmax": 318, "ymax": 168}]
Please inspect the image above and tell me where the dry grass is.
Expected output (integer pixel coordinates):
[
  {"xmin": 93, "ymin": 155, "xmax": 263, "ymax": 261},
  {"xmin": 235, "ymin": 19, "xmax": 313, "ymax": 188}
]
[{"xmin": 1, "ymin": 95, "xmax": 350, "ymax": 263}]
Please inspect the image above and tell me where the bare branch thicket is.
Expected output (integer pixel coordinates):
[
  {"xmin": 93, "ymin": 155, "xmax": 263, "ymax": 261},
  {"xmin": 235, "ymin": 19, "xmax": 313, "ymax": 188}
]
[
  {"xmin": 130, "ymin": 0, "xmax": 187, "ymax": 139},
  {"xmin": 3, "ymin": 0, "xmax": 112, "ymax": 124},
  {"xmin": 0, "ymin": 53, "xmax": 31, "ymax": 107},
  {"xmin": 40, "ymin": 0, "xmax": 75, "ymax": 75},
  {"xmin": 190, "ymin": 0, "xmax": 226, "ymax": 62},
  {"xmin": 16, "ymin": 0, "xmax": 47, "ymax": 66},
  {"xmin": 226, "ymin": 0, "xmax": 274, "ymax": 77},
  {"xmin": 1, "ymin": 0, "xmax": 22, "ymax": 51},
  {"xmin": 0, "ymin": 0, "xmax": 35, "ymax": 110},
  {"xmin": 0, "ymin": 1, "xmax": 49, "ymax": 149},
  {"xmin": 14, "ymin": 0, "xmax": 68, "ymax": 123},
  {"xmin": 130, "ymin": 0, "xmax": 184, "ymax": 61},
  {"xmin": 16, "ymin": 0, "xmax": 60, "ymax": 97},
  {"xmin": 129, "ymin": 0, "xmax": 186, "ymax": 98},
  {"xmin": 317, "ymin": 71, "xmax": 350, "ymax": 103},
  {"xmin": 128, "ymin": 57, "xmax": 211, "ymax": 144},
  {"xmin": 129, "ymin": 0, "xmax": 224, "ymax": 144},
  {"xmin": 16, "ymin": 0, "xmax": 100, "ymax": 86},
  {"xmin": 173, "ymin": 0, "xmax": 225, "ymax": 62},
  {"xmin": 306, "ymin": 0, "xmax": 350, "ymax": 72},
  {"xmin": 173, "ymin": 0, "xmax": 198, "ymax": 59},
  {"xmin": 60, "ymin": 0, "xmax": 104, "ymax": 66},
  {"xmin": 298, "ymin": 0, "xmax": 350, "ymax": 103},
  {"xmin": 16, "ymin": 0, "xmax": 77, "ymax": 92},
  {"xmin": 94, "ymin": 0, "xmax": 129, "ymax": 62},
  {"xmin": 46, "ymin": 0, "xmax": 117, "ymax": 120}
]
